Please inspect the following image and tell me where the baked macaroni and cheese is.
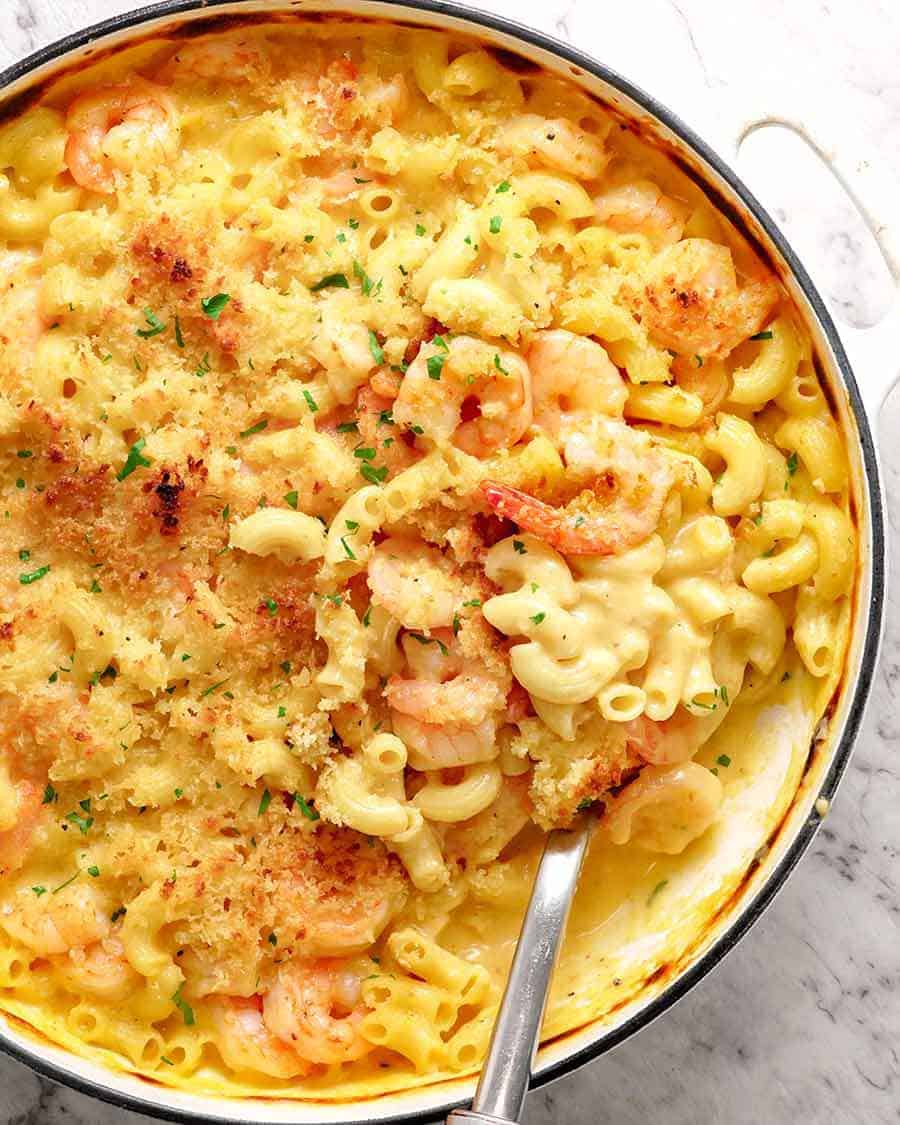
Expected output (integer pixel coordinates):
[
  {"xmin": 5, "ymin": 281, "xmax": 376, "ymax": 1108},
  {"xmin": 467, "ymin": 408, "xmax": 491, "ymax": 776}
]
[{"xmin": 0, "ymin": 19, "xmax": 856, "ymax": 1099}]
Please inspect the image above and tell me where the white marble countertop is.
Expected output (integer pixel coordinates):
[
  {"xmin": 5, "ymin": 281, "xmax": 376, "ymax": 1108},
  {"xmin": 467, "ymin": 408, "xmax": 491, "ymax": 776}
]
[{"xmin": 0, "ymin": 1, "xmax": 898, "ymax": 1123}]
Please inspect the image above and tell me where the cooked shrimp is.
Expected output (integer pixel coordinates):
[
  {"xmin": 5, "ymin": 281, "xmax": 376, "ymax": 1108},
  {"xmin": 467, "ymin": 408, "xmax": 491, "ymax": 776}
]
[
  {"xmin": 480, "ymin": 423, "xmax": 674, "ymax": 556},
  {"xmin": 392, "ymin": 712, "xmax": 497, "ymax": 770},
  {"xmin": 625, "ymin": 238, "xmax": 779, "ymax": 360},
  {"xmin": 263, "ymin": 958, "xmax": 373, "ymax": 1065},
  {"xmin": 367, "ymin": 538, "xmax": 462, "ymax": 630},
  {"xmin": 0, "ymin": 882, "xmax": 109, "ymax": 956},
  {"xmin": 268, "ymin": 824, "xmax": 407, "ymax": 957},
  {"xmin": 212, "ymin": 997, "xmax": 311, "ymax": 1079},
  {"xmin": 497, "ymin": 114, "xmax": 610, "ymax": 179},
  {"xmin": 353, "ymin": 385, "xmax": 418, "ymax": 473},
  {"xmin": 0, "ymin": 780, "xmax": 45, "ymax": 876},
  {"xmin": 370, "ymin": 366, "xmax": 403, "ymax": 400},
  {"xmin": 625, "ymin": 709, "xmax": 705, "ymax": 766},
  {"xmin": 157, "ymin": 37, "xmax": 269, "ymax": 83},
  {"xmin": 594, "ymin": 180, "xmax": 690, "ymax": 248},
  {"xmin": 603, "ymin": 761, "xmax": 723, "ymax": 854},
  {"xmin": 54, "ymin": 936, "xmax": 140, "ymax": 998},
  {"xmin": 671, "ymin": 353, "xmax": 730, "ymax": 417},
  {"xmin": 64, "ymin": 78, "xmax": 179, "ymax": 194},
  {"xmin": 366, "ymin": 74, "xmax": 408, "ymax": 125},
  {"xmin": 386, "ymin": 629, "xmax": 506, "ymax": 726},
  {"xmin": 528, "ymin": 329, "xmax": 627, "ymax": 442},
  {"xmin": 393, "ymin": 335, "xmax": 532, "ymax": 458}
]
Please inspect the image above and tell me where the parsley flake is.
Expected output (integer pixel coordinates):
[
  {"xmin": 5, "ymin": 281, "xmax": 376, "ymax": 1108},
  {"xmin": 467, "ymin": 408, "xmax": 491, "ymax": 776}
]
[
  {"xmin": 294, "ymin": 794, "xmax": 319, "ymax": 821},
  {"xmin": 19, "ymin": 565, "xmax": 50, "ymax": 585},
  {"xmin": 173, "ymin": 984, "xmax": 195, "ymax": 1026},
  {"xmin": 311, "ymin": 273, "xmax": 349, "ymax": 291},
  {"xmin": 426, "ymin": 354, "xmax": 446, "ymax": 380},
  {"xmin": 489, "ymin": 215, "xmax": 502, "ymax": 234},
  {"xmin": 116, "ymin": 437, "xmax": 152, "ymax": 481},
  {"xmin": 200, "ymin": 293, "xmax": 231, "ymax": 319},
  {"xmin": 258, "ymin": 788, "xmax": 272, "ymax": 816},
  {"xmin": 284, "ymin": 490, "xmax": 299, "ymax": 509},
  {"xmin": 750, "ymin": 329, "xmax": 774, "ymax": 341},
  {"xmin": 368, "ymin": 329, "xmax": 385, "ymax": 365},
  {"xmin": 136, "ymin": 307, "xmax": 166, "ymax": 339},
  {"xmin": 303, "ymin": 389, "xmax": 319, "ymax": 414},
  {"xmin": 239, "ymin": 419, "xmax": 268, "ymax": 439}
]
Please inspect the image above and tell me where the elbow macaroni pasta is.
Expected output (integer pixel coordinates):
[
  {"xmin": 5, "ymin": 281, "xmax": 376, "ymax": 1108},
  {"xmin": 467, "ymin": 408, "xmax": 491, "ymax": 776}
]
[{"xmin": 0, "ymin": 18, "xmax": 856, "ymax": 1105}]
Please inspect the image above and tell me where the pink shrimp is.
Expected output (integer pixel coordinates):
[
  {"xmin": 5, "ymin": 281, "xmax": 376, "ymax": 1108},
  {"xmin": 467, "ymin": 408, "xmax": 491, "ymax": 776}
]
[
  {"xmin": 263, "ymin": 958, "xmax": 373, "ymax": 1065},
  {"xmin": 156, "ymin": 37, "xmax": 269, "ymax": 84},
  {"xmin": 625, "ymin": 237, "xmax": 779, "ymax": 360},
  {"xmin": 64, "ymin": 78, "xmax": 179, "ymax": 194},
  {"xmin": 386, "ymin": 630, "xmax": 506, "ymax": 726},
  {"xmin": 0, "ymin": 780, "xmax": 45, "ymax": 877},
  {"xmin": 528, "ymin": 329, "xmax": 627, "ymax": 442},
  {"xmin": 211, "ymin": 997, "xmax": 312, "ymax": 1079},
  {"xmin": 625, "ymin": 710, "xmax": 702, "ymax": 766},
  {"xmin": 392, "ymin": 712, "xmax": 497, "ymax": 771},
  {"xmin": 367, "ymin": 538, "xmax": 463, "ymax": 630},
  {"xmin": 479, "ymin": 434, "xmax": 673, "ymax": 556},
  {"xmin": 393, "ymin": 335, "xmax": 532, "ymax": 458},
  {"xmin": 594, "ymin": 180, "xmax": 690, "ymax": 248}
]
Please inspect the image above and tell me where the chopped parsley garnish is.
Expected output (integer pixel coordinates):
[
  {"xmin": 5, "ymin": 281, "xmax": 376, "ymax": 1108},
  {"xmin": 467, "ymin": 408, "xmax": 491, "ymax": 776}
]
[
  {"xmin": 277, "ymin": 706, "xmax": 287, "ymax": 719},
  {"xmin": 174, "ymin": 315, "xmax": 185, "ymax": 348},
  {"xmin": 354, "ymin": 446, "xmax": 376, "ymax": 461},
  {"xmin": 221, "ymin": 505, "xmax": 229, "ymax": 523},
  {"xmin": 136, "ymin": 307, "xmax": 167, "ymax": 338},
  {"xmin": 348, "ymin": 218, "xmax": 360, "ymax": 230},
  {"xmin": 718, "ymin": 684, "xmax": 729, "ymax": 705},
  {"xmin": 353, "ymin": 259, "xmax": 380, "ymax": 297},
  {"xmin": 336, "ymin": 232, "xmax": 347, "ymax": 243},
  {"xmin": 512, "ymin": 540, "xmax": 526, "ymax": 554},
  {"xmin": 174, "ymin": 787, "xmax": 184, "ymax": 798},
  {"xmin": 15, "ymin": 478, "xmax": 24, "ymax": 489},
  {"xmin": 530, "ymin": 612, "xmax": 546, "ymax": 625},
  {"xmin": 360, "ymin": 463, "xmax": 388, "ymax": 485},
  {"xmin": 496, "ymin": 180, "xmax": 511, "ymax": 193},
  {"xmin": 16, "ymin": 449, "xmax": 32, "ymax": 459},
  {"xmin": 750, "ymin": 329, "xmax": 774, "ymax": 341},
  {"xmin": 284, "ymin": 490, "xmax": 299, "ymax": 509},
  {"xmin": 116, "ymin": 437, "xmax": 152, "ymax": 481},
  {"xmin": 200, "ymin": 679, "xmax": 229, "ymax": 699},
  {"xmin": 717, "ymin": 754, "xmax": 732, "ymax": 768},
  {"xmin": 90, "ymin": 578, "xmax": 102, "ymax": 593},
  {"xmin": 239, "ymin": 419, "xmax": 268, "ymax": 438},
  {"xmin": 268, "ymin": 932, "xmax": 278, "ymax": 946},
  {"xmin": 303, "ymin": 234, "xmax": 315, "ymax": 243},
  {"xmin": 462, "ymin": 598, "xmax": 482, "ymax": 608},
  {"xmin": 294, "ymin": 794, "xmax": 319, "ymax": 821},
  {"xmin": 432, "ymin": 334, "xmax": 449, "ymax": 351},
  {"xmin": 493, "ymin": 353, "xmax": 509, "ymax": 375},
  {"xmin": 172, "ymin": 984, "xmax": 195, "ymax": 1026},
  {"xmin": 200, "ymin": 292, "xmax": 231, "ymax": 319},
  {"xmin": 341, "ymin": 536, "xmax": 356, "ymax": 560},
  {"xmin": 368, "ymin": 329, "xmax": 385, "ymax": 365},
  {"xmin": 264, "ymin": 598, "xmax": 278, "ymax": 616},
  {"xmin": 324, "ymin": 593, "xmax": 343, "ymax": 606},
  {"xmin": 31, "ymin": 885, "xmax": 46, "ymax": 897},
  {"xmin": 87, "ymin": 865, "xmax": 100, "ymax": 877},
  {"xmin": 42, "ymin": 784, "xmax": 57, "ymax": 805},
  {"xmin": 52, "ymin": 872, "xmax": 79, "ymax": 894},
  {"xmin": 280, "ymin": 661, "xmax": 292, "ymax": 676},
  {"xmin": 311, "ymin": 273, "xmax": 349, "ymax": 291},
  {"xmin": 353, "ymin": 176, "xmax": 371, "ymax": 184},
  {"xmin": 408, "ymin": 632, "xmax": 449, "ymax": 656},
  {"xmin": 303, "ymin": 389, "xmax": 319, "ymax": 413},
  {"xmin": 337, "ymin": 420, "xmax": 359, "ymax": 433},
  {"xmin": 19, "ymin": 565, "xmax": 50, "ymax": 585},
  {"xmin": 786, "ymin": 451, "xmax": 799, "ymax": 476},
  {"xmin": 65, "ymin": 809, "xmax": 93, "ymax": 835},
  {"xmin": 415, "ymin": 224, "xmax": 426, "ymax": 236},
  {"xmin": 694, "ymin": 355, "xmax": 703, "ymax": 367},
  {"xmin": 489, "ymin": 215, "xmax": 502, "ymax": 234},
  {"xmin": 194, "ymin": 352, "xmax": 211, "ymax": 378},
  {"xmin": 362, "ymin": 605, "xmax": 372, "ymax": 627},
  {"xmin": 647, "ymin": 879, "xmax": 668, "ymax": 905},
  {"xmin": 377, "ymin": 409, "xmax": 394, "ymax": 426},
  {"xmin": 426, "ymin": 354, "xmax": 446, "ymax": 380},
  {"xmin": 258, "ymin": 788, "xmax": 272, "ymax": 816},
  {"xmin": 18, "ymin": 548, "xmax": 29, "ymax": 560},
  {"xmin": 111, "ymin": 906, "xmax": 127, "ymax": 922}
]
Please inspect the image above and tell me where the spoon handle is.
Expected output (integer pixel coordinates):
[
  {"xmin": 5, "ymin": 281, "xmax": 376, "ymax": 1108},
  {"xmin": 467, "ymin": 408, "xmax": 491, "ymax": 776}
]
[{"xmin": 446, "ymin": 819, "xmax": 592, "ymax": 1125}]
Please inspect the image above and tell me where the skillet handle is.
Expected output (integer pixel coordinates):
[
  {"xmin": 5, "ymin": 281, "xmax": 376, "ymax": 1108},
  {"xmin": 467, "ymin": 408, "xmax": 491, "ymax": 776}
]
[{"xmin": 712, "ymin": 98, "xmax": 900, "ymax": 424}]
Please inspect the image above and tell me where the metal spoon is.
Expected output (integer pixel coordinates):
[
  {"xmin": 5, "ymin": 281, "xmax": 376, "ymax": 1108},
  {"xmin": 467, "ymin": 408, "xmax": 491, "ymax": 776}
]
[{"xmin": 446, "ymin": 816, "xmax": 593, "ymax": 1125}]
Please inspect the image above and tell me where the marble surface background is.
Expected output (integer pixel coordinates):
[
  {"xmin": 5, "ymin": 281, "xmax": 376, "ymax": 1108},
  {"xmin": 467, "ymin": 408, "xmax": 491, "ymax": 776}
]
[{"xmin": 0, "ymin": 1, "xmax": 898, "ymax": 1122}]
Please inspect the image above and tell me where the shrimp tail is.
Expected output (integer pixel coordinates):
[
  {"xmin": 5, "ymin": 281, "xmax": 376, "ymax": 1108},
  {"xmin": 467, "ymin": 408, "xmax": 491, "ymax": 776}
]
[{"xmin": 479, "ymin": 479, "xmax": 623, "ymax": 556}]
